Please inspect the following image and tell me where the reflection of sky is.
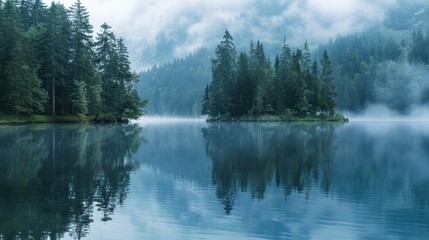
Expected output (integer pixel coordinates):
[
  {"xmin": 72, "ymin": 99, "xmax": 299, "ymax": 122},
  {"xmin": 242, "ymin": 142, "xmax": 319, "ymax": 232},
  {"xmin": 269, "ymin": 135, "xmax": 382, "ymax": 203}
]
[
  {"xmin": 86, "ymin": 168, "xmax": 394, "ymax": 239},
  {"xmin": 85, "ymin": 121, "xmax": 429, "ymax": 239}
]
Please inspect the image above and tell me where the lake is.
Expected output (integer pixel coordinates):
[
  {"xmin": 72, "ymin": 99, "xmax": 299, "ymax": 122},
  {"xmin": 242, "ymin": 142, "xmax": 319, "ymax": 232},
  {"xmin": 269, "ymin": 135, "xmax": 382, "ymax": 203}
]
[{"xmin": 0, "ymin": 120, "xmax": 428, "ymax": 239}]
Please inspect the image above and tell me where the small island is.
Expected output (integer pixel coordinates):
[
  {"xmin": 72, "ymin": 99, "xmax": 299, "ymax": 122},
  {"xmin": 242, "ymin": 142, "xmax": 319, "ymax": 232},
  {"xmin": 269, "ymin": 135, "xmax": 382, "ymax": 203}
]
[{"xmin": 202, "ymin": 30, "xmax": 344, "ymax": 122}]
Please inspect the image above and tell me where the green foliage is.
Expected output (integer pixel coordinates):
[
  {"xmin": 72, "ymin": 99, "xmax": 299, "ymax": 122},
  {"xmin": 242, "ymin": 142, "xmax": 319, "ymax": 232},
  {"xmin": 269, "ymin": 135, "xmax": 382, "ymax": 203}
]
[
  {"xmin": 318, "ymin": 28, "xmax": 429, "ymax": 113},
  {"xmin": 138, "ymin": 47, "xmax": 212, "ymax": 116},
  {"xmin": 320, "ymin": 51, "xmax": 336, "ymax": 115},
  {"xmin": 0, "ymin": 0, "xmax": 145, "ymax": 121},
  {"xmin": 204, "ymin": 30, "xmax": 336, "ymax": 120},
  {"xmin": 317, "ymin": 30, "xmax": 402, "ymax": 111},
  {"xmin": 70, "ymin": 79, "xmax": 88, "ymax": 115}
]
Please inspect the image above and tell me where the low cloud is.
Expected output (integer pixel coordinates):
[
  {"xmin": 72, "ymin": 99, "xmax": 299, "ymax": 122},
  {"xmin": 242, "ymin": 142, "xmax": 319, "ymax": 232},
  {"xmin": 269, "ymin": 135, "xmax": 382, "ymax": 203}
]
[{"xmin": 49, "ymin": 0, "xmax": 400, "ymax": 70}]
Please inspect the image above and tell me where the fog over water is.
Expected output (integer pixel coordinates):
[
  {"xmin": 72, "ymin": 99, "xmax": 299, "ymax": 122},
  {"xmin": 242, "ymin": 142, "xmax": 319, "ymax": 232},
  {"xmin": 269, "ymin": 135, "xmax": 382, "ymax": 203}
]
[{"xmin": 346, "ymin": 105, "xmax": 429, "ymax": 122}]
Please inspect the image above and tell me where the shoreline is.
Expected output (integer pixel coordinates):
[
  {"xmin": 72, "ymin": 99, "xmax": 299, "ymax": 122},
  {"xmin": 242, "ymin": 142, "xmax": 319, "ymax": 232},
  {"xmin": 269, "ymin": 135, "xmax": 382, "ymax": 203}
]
[
  {"xmin": 0, "ymin": 113, "xmax": 348, "ymax": 124},
  {"xmin": 0, "ymin": 114, "xmax": 132, "ymax": 124},
  {"xmin": 206, "ymin": 113, "xmax": 348, "ymax": 123}
]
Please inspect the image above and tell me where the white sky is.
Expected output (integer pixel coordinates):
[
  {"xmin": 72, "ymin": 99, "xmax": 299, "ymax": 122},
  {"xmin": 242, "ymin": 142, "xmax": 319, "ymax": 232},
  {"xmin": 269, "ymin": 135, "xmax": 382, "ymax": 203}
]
[{"xmin": 43, "ymin": 0, "xmax": 399, "ymax": 70}]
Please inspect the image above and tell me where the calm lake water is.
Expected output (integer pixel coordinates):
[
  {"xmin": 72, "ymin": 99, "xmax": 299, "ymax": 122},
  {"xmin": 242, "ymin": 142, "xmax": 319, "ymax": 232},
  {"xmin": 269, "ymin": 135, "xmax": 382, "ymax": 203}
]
[{"xmin": 0, "ymin": 120, "xmax": 429, "ymax": 239}]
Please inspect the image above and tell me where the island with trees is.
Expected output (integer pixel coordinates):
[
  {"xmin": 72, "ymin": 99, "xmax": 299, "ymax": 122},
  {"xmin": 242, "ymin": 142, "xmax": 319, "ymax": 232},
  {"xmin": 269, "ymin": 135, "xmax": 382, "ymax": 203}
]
[
  {"xmin": 201, "ymin": 30, "xmax": 344, "ymax": 122},
  {"xmin": 0, "ymin": 0, "xmax": 146, "ymax": 123}
]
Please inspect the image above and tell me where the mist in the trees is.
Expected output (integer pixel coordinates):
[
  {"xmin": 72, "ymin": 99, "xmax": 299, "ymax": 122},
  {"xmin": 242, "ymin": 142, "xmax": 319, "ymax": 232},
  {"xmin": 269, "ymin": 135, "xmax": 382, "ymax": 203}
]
[{"xmin": 138, "ymin": 48, "xmax": 212, "ymax": 116}]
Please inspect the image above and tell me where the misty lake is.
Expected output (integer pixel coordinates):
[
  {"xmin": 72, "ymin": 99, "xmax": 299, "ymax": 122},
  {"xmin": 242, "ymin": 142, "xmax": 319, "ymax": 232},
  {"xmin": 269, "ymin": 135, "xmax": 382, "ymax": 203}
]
[{"xmin": 1, "ymin": 120, "xmax": 429, "ymax": 239}]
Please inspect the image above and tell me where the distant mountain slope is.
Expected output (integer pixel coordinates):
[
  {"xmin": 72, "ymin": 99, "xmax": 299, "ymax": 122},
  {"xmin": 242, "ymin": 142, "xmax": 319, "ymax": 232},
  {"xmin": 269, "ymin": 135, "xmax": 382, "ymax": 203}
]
[
  {"xmin": 138, "ymin": 48, "xmax": 212, "ymax": 116},
  {"xmin": 137, "ymin": 1, "xmax": 429, "ymax": 116},
  {"xmin": 384, "ymin": 0, "xmax": 429, "ymax": 31}
]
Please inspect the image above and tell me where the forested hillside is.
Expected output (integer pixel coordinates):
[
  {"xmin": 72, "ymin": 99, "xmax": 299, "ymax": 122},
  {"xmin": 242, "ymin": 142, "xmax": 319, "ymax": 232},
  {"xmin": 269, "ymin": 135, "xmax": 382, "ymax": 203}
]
[
  {"xmin": 320, "ymin": 29, "xmax": 429, "ymax": 112},
  {"xmin": 138, "ymin": 48, "xmax": 212, "ymax": 116},
  {"xmin": 136, "ymin": 0, "xmax": 429, "ymax": 117},
  {"xmin": 0, "ymin": 0, "xmax": 145, "ymax": 121},
  {"xmin": 139, "ymin": 27, "xmax": 429, "ymax": 116}
]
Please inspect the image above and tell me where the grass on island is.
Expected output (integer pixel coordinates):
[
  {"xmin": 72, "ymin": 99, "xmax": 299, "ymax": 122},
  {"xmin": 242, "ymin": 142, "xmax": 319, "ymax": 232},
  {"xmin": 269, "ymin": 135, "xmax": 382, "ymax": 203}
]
[{"xmin": 207, "ymin": 112, "xmax": 348, "ymax": 122}]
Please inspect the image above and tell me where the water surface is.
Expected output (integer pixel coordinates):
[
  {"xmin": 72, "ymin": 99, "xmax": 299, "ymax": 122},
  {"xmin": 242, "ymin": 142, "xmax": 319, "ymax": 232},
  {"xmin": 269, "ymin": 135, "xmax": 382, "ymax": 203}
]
[{"xmin": 0, "ymin": 121, "xmax": 428, "ymax": 239}]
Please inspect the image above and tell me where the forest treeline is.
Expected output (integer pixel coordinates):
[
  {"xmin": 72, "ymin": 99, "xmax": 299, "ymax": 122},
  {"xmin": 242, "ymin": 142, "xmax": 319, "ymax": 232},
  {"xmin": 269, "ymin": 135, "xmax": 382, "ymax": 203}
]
[
  {"xmin": 202, "ymin": 30, "xmax": 336, "ymax": 120},
  {"xmin": 138, "ymin": 48, "xmax": 212, "ymax": 116},
  {"xmin": 320, "ymin": 28, "xmax": 429, "ymax": 112},
  {"xmin": 0, "ymin": 0, "xmax": 145, "ymax": 121},
  {"xmin": 139, "ymin": 28, "xmax": 429, "ymax": 116}
]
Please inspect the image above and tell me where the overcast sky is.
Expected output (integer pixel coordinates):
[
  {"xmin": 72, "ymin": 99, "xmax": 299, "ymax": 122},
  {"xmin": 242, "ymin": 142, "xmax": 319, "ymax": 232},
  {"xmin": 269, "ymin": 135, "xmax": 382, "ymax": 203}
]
[{"xmin": 45, "ymin": 0, "xmax": 400, "ymax": 70}]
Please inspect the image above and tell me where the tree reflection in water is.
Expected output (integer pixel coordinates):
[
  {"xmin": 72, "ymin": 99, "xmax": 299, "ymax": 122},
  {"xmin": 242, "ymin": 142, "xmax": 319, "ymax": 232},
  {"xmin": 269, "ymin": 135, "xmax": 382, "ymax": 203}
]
[
  {"xmin": 202, "ymin": 123, "xmax": 337, "ymax": 215},
  {"xmin": 0, "ymin": 124, "xmax": 144, "ymax": 239}
]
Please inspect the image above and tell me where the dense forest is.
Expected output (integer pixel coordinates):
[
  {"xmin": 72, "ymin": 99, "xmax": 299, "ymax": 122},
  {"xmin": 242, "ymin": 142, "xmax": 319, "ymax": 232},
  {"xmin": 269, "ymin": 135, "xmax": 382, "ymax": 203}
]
[
  {"xmin": 138, "ymin": 48, "xmax": 211, "ymax": 116},
  {"xmin": 138, "ymin": 27, "xmax": 429, "ymax": 116},
  {"xmin": 202, "ymin": 30, "xmax": 336, "ymax": 120},
  {"xmin": 0, "ymin": 0, "xmax": 145, "ymax": 121},
  {"xmin": 319, "ymin": 29, "xmax": 429, "ymax": 112}
]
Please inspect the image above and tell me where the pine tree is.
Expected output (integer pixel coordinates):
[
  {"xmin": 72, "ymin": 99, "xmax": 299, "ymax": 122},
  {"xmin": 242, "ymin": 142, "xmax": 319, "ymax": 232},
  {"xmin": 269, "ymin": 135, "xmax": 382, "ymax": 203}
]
[
  {"xmin": 69, "ymin": 0, "xmax": 101, "ymax": 115},
  {"xmin": 95, "ymin": 23, "xmax": 117, "ymax": 113},
  {"xmin": 272, "ymin": 54, "xmax": 285, "ymax": 113},
  {"xmin": 302, "ymin": 41, "xmax": 311, "ymax": 71},
  {"xmin": 201, "ymin": 85, "xmax": 210, "ymax": 115},
  {"xmin": 209, "ymin": 29, "xmax": 237, "ymax": 118},
  {"xmin": 320, "ymin": 50, "xmax": 336, "ymax": 115},
  {"xmin": 113, "ymin": 38, "xmax": 146, "ymax": 120},
  {"xmin": 233, "ymin": 52, "xmax": 251, "ymax": 116},
  {"xmin": 251, "ymin": 41, "xmax": 273, "ymax": 115},
  {"xmin": 95, "ymin": 23, "xmax": 116, "ymax": 76},
  {"xmin": 93, "ymin": 29, "xmax": 146, "ymax": 120},
  {"xmin": 308, "ymin": 60, "xmax": 321, "ymax": 114},
  {"xmin": 0, "ymin": 1, "xmax": 5, "ymax": 88},
  {"xmin": 70, "ymin": 79, "xmax": 87, "ymax": 115},
  {"xmin": 278, "ymin": 39, "xmax": 293, "ymax": 110},
  {"xmin": 2, "ymin": 41, "xmax": 47, "ymax": 115},
  {"xmin": 0, "ymin": 0, "xmax": 47, "ymax": 114},
  {"xmin": 39, "ymin": 2, "xmax": 72, "ymax": 116},
  {"xmin": 18, "ymin": 0, "xmax": 46, "ymax": 28}
]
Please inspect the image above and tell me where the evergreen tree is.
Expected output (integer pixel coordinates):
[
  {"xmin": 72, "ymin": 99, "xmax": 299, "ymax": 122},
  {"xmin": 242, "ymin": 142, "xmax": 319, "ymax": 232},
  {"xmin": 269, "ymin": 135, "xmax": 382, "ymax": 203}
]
[
  {"xmin": 302, "ymin": 41, "xmax": 311, "ymax": 71},
  {"xmin": 250, "ymin": 41, "xmax": 273, "ymax": 115},
  {"xmin": 0, "ymin": 0, "xmax": 144, "ymax": 120},
  {"xmin": 95, "ymin": 23, "xmax": 117, "ymax": 113},
  {"xmin": 278, "ymin": 39, "xmax": 293, "ymax": 110},
  {"xmin": 69, "ymin": 0, "xmax": 100, "ymax": 115},
  {"xmin": 409, "ymin": 29, "xmax": 429, "ymax": 65},
  {"xmin": 307, "ymin": 60, "xmax": 321, "ymax": 113},
  {"xmin": 201, "ymin": 85, "xmax": 210, "ymax": 115},
  {"xmin": 1, "ymin": 40, "xmax": 47, "ymax": 115},
  {"xmin": 95, "ymin": 23, "xmax": 116, "ymax": 76},
  {"xmin": 138, "ymin": 47, "xmax": 211, "ymax": 116},
  {"xmin": 320, "ymin": 51, "xmax": 336, "ymax": 115},
  {"xmin": 203, "ymin": 31, "xmax": 336, "ymax": 120},
  {"xmin": 209, "ymin": 29, "xmax": 237, "ymax": 118},
  {"xmin": 272, "ymin": 54, "xmax": 285, "ymax": 113},
  {"xmin": 233, "ymin": 52, "xmax": 251, "ymax": 116},
  {"xmin": 18, "ymin": 0, "xmax": 46, "ymax": 28},
  {"xmin": 39, "ymin": 2, "xmax": 72, "ymax": 116},
  {"xmin": 0, "ymin": 0, "xmax": 47, "ymax": 114},
  {"xmin": 115, "ymin": 38, "xmax": 146, "ymax": 120},
  {"xmin": 291, "ymin": 49, "xmax": 309, "ymax": 114}
]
